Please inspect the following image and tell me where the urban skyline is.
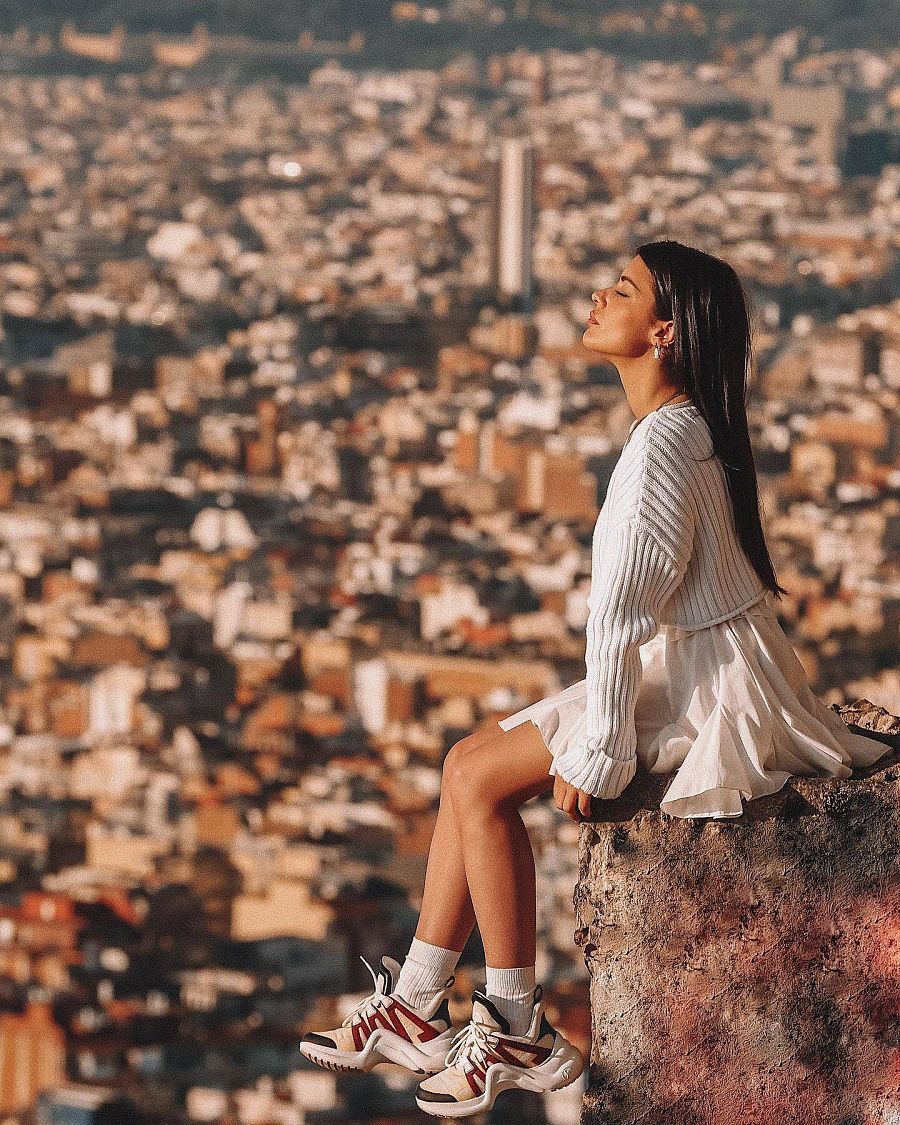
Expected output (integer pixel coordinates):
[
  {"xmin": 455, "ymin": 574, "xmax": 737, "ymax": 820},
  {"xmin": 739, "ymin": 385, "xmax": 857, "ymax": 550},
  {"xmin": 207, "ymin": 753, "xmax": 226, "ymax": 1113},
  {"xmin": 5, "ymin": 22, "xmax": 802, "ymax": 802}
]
[{"xmin": 0, "ymin": 14, "xmax": 896, "ymax": 1125}]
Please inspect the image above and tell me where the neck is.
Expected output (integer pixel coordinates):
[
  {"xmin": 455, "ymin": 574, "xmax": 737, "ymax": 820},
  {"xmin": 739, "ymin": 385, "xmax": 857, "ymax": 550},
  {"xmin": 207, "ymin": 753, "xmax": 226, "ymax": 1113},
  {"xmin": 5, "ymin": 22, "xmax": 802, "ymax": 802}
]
[{"xmin": 629, "ymin": 384, "xmax": 690, "ymax": 423}]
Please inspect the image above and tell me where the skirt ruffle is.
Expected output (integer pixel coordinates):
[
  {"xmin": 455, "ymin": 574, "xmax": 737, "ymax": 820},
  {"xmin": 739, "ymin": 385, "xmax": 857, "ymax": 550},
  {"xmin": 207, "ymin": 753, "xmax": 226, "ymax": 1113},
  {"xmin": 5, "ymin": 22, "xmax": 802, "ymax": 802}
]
[{"xmin": 497, "ymin": 593, "xmax": 890, "ymax": 820}]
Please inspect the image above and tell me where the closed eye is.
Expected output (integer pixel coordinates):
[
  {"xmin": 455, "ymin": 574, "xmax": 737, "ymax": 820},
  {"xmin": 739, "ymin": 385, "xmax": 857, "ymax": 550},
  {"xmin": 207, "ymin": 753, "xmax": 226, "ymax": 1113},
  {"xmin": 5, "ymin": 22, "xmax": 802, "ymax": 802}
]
[{"xmin": 615, "ymin": 289, "xmax": 628, "ymax": 297}]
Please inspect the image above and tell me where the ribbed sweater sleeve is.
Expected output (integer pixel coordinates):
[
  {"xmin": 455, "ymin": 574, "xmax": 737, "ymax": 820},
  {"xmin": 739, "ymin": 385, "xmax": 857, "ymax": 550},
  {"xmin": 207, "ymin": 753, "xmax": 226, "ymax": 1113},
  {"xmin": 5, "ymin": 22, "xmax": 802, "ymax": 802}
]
[{"xmin": 548, "ymin": 516, "xmax": 685, "ymax": 798}]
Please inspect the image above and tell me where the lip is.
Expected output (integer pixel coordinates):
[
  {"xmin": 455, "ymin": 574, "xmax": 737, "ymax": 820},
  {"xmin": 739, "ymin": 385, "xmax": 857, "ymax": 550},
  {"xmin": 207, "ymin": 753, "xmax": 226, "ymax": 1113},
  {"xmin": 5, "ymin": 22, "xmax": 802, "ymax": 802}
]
[{"xmin": 587, "ymin": 311, "xmax": 599, "ymax": 324}]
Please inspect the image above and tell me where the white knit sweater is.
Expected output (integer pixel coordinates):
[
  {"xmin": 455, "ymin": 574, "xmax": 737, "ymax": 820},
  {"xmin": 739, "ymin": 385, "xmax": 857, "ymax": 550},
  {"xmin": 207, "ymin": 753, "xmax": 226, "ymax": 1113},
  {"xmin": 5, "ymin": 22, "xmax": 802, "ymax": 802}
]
[{"xmin": 548, "ymin": 400, "xmax": 768, "ymax": 799}]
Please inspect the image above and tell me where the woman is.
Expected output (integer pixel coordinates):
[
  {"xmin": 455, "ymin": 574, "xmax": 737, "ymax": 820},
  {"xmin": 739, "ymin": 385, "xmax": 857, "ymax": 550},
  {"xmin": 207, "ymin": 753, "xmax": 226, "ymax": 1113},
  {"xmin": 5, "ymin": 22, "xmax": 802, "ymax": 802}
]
[{"xmin": 299, "ymin": 240, "xmax": 890, "ymax": 1116}]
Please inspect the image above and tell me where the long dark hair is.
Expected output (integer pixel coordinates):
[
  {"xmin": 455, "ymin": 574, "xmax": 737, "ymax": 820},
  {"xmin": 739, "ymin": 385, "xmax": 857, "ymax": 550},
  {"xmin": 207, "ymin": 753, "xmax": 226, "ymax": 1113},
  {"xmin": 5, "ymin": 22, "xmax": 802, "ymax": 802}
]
[{"xmin": 634, "ymin": 239, "xmax": 788, "ymax": 600}]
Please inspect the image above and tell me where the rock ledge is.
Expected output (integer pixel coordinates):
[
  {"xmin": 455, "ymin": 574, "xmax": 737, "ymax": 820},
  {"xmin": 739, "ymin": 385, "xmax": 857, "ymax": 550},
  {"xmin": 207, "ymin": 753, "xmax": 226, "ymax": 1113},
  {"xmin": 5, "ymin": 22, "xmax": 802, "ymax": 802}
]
[{"xmin": 574, "ymin": 699, "xmax": 900, "ymax": 1125}]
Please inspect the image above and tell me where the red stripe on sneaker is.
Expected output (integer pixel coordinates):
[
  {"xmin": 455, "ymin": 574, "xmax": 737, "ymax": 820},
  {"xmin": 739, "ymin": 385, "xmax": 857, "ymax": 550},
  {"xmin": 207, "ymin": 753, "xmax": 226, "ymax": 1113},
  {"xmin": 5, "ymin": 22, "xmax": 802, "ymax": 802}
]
[
  {"xmin": 351, "ymin": 1020, "xmax": 365, "ymax": 1051},
  {"xmin": 497, "ymin": 1036, "xmax": 552, "ymax": 1061},
  {"xmin": 492, "ymin": 1043, "xmax": 524, "ymax": 1066},
  {"xmin": 376, "ymin": 1003, "xmax": 412, "ymax": 1040},
  {"xmin": 387, "ymin": 998, "xmax": 441, "ymax": 1043},
  {"xmin": 465, "ymin": 1067, "xmax": 484, "ymax": 1094},
  {"xmin": 366, "ymin": 1010, "xmax": 385, "ymax": 1032}
]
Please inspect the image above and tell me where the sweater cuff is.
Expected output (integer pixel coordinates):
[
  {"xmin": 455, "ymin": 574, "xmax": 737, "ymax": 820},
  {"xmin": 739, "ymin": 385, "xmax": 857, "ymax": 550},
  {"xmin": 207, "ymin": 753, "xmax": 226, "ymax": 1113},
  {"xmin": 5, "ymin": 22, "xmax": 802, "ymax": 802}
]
[{"xmin": 548, "ymin": 737, "xmax": 637, "ymax": 800}]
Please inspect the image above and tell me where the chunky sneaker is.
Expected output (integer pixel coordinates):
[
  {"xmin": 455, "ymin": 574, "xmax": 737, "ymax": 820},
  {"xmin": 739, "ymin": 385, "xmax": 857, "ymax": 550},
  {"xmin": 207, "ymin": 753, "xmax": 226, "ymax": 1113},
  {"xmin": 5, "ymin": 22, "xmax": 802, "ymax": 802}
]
[
  {"xmin": 415, "ymin": 985, "xmax": 584, "ymax": 1116},
  {"xmin": 298, "ymin": 954, "xmax": 458, "ymax": 1075}
]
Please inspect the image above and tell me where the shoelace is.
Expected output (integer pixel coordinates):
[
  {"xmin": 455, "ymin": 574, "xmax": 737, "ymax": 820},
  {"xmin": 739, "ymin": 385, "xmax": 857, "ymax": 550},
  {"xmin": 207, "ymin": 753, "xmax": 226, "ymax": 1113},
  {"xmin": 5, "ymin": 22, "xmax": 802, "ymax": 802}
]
[
  {"xmin": 444, "ymin": 1017, "xmax": 499, "ymax": 1072},
  {"xmin": 340, "ymin": 956, "xmax": 387, "ymax": 1028}
]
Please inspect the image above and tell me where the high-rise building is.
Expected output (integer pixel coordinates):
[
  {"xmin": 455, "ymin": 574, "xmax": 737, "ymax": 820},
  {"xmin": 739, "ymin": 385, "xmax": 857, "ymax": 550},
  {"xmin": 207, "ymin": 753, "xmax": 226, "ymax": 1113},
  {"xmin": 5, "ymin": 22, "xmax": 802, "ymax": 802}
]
[{"xmin": 487, "ymin": 137, "xmax": 535, "ymax": 311}]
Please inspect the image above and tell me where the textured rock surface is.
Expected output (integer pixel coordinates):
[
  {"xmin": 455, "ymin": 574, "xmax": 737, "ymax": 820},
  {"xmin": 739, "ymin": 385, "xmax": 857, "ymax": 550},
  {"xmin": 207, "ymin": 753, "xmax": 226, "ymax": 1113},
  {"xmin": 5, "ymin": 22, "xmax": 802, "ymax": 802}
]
[{"xmin": 574, "ymin": 700, "xmax": 900, "ymax": 1125}]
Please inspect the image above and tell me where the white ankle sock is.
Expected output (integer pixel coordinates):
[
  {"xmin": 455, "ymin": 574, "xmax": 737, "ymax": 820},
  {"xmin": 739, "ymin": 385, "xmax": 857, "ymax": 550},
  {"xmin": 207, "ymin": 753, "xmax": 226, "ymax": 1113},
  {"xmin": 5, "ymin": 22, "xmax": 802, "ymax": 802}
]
[
  {"xmin": 484, "ymin": 965, "xmax": 537, "ymax": 1036},
  {"xmin": 394, "ymin": 937, "xmax": 461, "ymax": 1009}
]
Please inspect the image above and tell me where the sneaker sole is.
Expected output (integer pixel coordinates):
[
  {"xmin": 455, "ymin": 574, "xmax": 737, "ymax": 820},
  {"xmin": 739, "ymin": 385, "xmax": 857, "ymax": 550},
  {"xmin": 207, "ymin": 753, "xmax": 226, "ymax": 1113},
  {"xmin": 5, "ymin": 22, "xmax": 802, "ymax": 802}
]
[
  {"xmin": 415, "ymin": 1035, "xmax": 585, "ymax": 1117},
  {"xmin": 300, "ymin": 1026, "xmax": 457, "ymax": 1076}
]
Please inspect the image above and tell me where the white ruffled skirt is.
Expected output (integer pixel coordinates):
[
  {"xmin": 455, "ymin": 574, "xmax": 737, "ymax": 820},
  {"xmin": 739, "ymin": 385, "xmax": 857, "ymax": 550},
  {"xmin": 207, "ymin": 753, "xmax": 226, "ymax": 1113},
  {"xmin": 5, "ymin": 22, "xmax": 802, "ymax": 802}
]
[{"xmin": 497, "ymin": 592, "xmax": 890, "ymax": 819}]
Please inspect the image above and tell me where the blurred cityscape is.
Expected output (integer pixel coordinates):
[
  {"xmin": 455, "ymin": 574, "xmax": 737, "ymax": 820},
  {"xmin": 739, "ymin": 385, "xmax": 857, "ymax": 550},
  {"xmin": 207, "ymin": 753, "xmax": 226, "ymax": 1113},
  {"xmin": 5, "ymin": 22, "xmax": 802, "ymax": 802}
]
[{"xmin": 0, "ymin": 10, "xmax": 897, "ymax": 1125}]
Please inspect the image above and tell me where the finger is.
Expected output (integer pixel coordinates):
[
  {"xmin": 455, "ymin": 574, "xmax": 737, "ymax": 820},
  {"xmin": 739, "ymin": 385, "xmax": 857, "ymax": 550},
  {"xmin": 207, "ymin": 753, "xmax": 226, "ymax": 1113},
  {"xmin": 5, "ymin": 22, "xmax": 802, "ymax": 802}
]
[
  {"xmin": 578, "ymin": 791, "xmax": 592, "ymax": 817},
  {"xmin": 558, "ymin": 782, "xmax": 581, "ymax": 822}
]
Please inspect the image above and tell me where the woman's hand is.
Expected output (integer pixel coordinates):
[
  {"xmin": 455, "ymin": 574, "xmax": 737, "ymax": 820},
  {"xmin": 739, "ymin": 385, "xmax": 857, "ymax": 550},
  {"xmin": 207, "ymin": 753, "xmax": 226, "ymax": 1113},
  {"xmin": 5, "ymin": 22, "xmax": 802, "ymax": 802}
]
[{"xmin": 553, "ymin": 774, "xmax": 593, "ymax": 822}]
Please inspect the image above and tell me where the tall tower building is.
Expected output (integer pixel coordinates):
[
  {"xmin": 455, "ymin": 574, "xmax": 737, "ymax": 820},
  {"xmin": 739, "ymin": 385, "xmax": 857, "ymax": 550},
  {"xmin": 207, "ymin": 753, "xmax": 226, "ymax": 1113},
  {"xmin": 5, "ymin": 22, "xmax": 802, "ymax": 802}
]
[{"xmin": 487, "ymin": 137, "xmax": 535, "ymax": 312}]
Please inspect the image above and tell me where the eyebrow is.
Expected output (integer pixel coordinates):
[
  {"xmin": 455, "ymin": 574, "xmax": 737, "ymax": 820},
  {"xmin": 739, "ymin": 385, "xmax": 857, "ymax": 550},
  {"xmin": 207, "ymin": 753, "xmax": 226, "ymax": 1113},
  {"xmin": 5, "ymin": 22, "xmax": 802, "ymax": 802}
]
[{"xmin": 619, "ymin": 274, "xmax": 640, "ymax": 292}]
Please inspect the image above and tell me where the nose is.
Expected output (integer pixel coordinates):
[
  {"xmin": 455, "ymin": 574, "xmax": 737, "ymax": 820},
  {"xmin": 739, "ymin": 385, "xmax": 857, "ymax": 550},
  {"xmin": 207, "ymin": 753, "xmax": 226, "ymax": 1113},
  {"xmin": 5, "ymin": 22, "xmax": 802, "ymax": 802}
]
[{"xmin": 591, "ymin": 289, "xmax": 609, "ymax": 309}]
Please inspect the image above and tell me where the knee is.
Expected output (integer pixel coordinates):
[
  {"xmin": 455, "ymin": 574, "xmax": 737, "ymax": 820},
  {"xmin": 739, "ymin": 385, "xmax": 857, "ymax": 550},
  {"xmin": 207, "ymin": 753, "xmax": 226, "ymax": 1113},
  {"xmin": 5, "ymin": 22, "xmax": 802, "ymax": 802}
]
[
  {"xmin": 441, "ymin": 736, "xmax": 475, "ymax": 797},
  {"xmin": 442, "ymin": 738, "xmax": 495, "ymax": 813}
]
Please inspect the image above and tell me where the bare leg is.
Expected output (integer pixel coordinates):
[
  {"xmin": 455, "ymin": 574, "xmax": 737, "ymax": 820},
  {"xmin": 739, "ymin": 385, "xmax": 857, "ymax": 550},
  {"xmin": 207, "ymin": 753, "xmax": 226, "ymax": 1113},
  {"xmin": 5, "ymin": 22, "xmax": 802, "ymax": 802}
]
[
  {"xmin": 444, "ymin": 720, "xmax": 556, "ymax": 967},
  {"xmin": 413, "ymin": 722, "xmax": 507, "ymax": 950}
]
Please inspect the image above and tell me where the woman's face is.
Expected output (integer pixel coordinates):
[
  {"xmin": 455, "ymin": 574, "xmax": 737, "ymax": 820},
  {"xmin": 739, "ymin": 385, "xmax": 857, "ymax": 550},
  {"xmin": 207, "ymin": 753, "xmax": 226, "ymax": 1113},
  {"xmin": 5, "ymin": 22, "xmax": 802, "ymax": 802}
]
[{"xmin": 582, "ymin": 254, "xmax": 670, "ymax": 361}]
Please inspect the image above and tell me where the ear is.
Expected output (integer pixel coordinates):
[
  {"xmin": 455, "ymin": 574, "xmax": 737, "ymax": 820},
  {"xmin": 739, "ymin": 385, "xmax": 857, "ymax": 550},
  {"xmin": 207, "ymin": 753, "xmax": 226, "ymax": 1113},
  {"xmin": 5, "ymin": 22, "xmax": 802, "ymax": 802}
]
[{"xmin": 653, "ymin": 319, "xmax": 675, "ymax": 348}]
